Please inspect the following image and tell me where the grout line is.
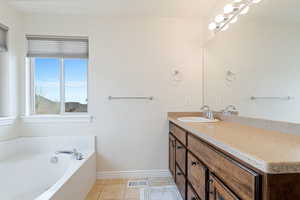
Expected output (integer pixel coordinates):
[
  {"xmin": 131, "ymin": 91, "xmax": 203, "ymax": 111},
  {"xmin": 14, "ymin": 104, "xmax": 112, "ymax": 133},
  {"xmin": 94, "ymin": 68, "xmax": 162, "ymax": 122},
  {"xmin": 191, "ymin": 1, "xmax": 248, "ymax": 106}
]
[{"xmin": 96, "ymin": 186, "xmax": 102, "ymax": 200}]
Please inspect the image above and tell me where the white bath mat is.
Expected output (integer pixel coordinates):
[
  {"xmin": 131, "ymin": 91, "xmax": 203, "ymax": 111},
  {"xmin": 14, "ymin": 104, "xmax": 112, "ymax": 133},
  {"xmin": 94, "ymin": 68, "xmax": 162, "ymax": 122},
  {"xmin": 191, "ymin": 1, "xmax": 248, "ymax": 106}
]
[
  {"xmin": 148, "ymin": 177, "xmax": 175, "ymax": 187},
  {"xmin": 140, "ymin": 186, "xmax": 183, "ymax": 200}
]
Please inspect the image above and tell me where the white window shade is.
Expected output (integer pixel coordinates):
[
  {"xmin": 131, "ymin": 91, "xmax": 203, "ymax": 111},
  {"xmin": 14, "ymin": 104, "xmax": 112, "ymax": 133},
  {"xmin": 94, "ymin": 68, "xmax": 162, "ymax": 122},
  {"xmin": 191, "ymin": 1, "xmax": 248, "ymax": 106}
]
[
  {"xmin": 26, "ymin": 35, "xmax": 89, "ymax": 58},
  {"xmin": 0, "ymin": 24, "xmax": 8, "ymax": 52}
]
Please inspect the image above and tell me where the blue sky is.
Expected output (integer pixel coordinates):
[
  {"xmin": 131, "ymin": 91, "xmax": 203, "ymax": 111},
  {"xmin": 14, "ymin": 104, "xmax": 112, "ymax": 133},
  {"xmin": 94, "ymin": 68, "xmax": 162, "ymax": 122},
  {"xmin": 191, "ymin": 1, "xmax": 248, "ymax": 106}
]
[{"xmin": 35, "ymin": 58, "xmax": 87, "ymax": 104}]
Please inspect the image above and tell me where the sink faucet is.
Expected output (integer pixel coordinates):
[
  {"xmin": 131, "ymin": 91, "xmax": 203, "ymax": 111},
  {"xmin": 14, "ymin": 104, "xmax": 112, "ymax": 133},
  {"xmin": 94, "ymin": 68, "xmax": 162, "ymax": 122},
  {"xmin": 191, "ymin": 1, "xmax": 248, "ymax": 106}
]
[
  {"xmin": 200, "ymin": 105, "xmax": 214, "ymax": 120},
  {"xmin": 222, "ymin": 105, "xmax": 237, "ymax": 115},
  {"xmin": 55, "ymin": 148, "xmax": 83, "ymax": 160}
]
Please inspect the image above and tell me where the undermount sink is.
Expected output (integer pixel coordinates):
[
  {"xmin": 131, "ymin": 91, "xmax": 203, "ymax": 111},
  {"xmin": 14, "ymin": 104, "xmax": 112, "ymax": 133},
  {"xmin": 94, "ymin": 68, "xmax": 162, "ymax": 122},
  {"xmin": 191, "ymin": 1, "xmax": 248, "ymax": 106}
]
[{"xmin": 177, "ymin": 117, "xmax": 219, "ymax": 123}]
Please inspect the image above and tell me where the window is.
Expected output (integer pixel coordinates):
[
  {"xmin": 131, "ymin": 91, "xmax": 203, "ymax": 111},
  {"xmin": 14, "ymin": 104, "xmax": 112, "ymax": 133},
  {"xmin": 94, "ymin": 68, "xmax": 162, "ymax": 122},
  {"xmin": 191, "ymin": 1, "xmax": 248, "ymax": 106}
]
[{"xmin": 27, "ymin": 36, "xmax": 89, "ymax": 115}]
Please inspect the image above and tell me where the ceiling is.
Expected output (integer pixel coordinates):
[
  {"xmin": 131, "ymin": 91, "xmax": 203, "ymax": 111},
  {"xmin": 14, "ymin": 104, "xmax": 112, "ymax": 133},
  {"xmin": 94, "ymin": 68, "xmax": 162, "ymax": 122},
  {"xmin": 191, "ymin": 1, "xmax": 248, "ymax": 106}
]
[{"xmin": 7, "ymin": 0, "xmax": 219, "ymax": 18}]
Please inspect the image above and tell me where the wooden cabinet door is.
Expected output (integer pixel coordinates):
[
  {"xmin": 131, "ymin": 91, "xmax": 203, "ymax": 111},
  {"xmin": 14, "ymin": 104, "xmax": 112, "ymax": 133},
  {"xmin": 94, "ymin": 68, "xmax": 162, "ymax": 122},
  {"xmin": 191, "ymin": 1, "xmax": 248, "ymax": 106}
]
[
  {"xmin": 187, "ymin": 184, "xmax": 200, "ymax": 200},
  {"xmin": 172, "ymin": 124, "xmax": 187, "ymax": 145},
  {"xmin": 176, "ymin": 140, "xmax": 186, "ymax": 174},
  {"xmin": 188, "ymin": 135, "xmax": 258, "ymax": 200},
  {"xmin": 209, "ymin": 173, "xmax": 240, "ymax": 200},
  {"xmin": 187, "ymin": 152, "xmax": 206, "ymax": 200},
  {"xmin": 169, "ymin": 135, "xmax": 176, "ymax": 177},
  {"xmin": 176, "ymin": 166, "xmax": 186, "ymax": 200}
]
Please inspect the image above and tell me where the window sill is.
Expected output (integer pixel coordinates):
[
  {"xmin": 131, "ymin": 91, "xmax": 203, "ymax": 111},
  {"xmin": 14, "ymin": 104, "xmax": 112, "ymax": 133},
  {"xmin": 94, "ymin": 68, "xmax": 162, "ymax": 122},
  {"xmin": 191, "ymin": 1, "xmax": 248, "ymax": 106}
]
[
  {"xmin": 21, "ymin": 115, "xmax": 93, "ymax": 124},
  {"xmin": 0, "ymin": 116, "xmax": 17, "ymax": 126}
]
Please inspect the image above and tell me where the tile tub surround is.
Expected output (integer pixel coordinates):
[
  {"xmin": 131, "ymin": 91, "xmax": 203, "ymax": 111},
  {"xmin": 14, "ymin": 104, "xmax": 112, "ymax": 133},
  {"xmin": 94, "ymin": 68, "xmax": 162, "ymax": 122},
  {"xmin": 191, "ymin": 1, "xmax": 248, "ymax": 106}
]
[
  {"xmin": 168, "ymin": 112, "xmax": 300, "ymax": 174},
  {"xmin": 85, "ymin": 177, "xmax": 175, "ymax": 200}
]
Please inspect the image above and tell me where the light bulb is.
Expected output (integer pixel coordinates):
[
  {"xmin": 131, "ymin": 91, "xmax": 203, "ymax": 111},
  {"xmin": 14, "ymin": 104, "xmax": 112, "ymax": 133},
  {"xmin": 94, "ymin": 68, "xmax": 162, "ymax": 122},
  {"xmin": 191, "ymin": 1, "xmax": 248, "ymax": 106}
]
[
  {"xmin": 215, "ymin": 15, "xmax": 225, "ymax": 23},
  {"xmin": 221, "ymin": 24, "xmax": 229, "ymax": 31},
  {"xmin": 240, "ymin": 6, "xmax": 249, "ymax": 15},
  {"xmin": 208, "ymin": 22, "xmax": 217, "ymax": 30},
  {"xmin": 252, "ymin": 0, "xmax": 262, "ymax": 3},
  {"xmin": 230, "ymin": 17, "xmax": 238, "ymax": 24},
  {"xmin": 234, "ymin": 0, "xmax": 243, "ymax": 2},
  {"xmin": 224, "ymin": 4, "xmax": 234, "ymax": 14}
]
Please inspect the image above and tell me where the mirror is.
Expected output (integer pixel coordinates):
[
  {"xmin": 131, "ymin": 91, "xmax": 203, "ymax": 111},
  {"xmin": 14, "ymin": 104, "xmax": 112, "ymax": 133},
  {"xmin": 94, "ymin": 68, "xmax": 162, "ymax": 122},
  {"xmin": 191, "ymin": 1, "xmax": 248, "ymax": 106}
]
[{"xmin": 204, "ymin": 0, "xmax": 300, "ymax": 123}]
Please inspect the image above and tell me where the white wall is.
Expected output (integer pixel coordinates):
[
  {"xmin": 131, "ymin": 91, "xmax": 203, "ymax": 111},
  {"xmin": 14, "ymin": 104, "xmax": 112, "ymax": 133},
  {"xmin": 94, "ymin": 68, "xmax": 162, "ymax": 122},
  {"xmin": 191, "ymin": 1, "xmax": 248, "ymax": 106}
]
[
  {"xmin": 205, "ymin": 18, "xmax": 300, "ymax": 123},
  {"xmin": 21, "ymin": 15, "xmax": 204, "ymax": 172},
  {"xmin": 0, "ymin": 0, "xmax": 23, "ymax": 140}
]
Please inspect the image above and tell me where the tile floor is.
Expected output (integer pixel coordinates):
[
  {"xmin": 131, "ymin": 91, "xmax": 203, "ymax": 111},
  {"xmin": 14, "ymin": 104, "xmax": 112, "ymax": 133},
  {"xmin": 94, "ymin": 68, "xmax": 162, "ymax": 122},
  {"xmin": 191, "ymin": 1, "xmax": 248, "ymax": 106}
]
[{"xmin": 85, "ymin": 177, "xmax": 175, "ymax": 200}]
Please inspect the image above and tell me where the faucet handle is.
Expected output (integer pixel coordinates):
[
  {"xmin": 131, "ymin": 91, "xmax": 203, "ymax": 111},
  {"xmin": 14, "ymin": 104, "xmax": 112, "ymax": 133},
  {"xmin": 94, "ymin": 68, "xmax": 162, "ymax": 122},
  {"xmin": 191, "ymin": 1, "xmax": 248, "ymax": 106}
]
[
  {"xmin": 200, "ymin": 105, "xmax": 210, "ymax": 111},
  {"xmin": 77, "ymin": 153, "xmax": 84, "ymax": 160},
  {"xmin": 225, "ymin": 105, "xmax": 237, "ymax": 110},
  {"xmin": 222, "ymin": 105, "xmax": 237, "ymax": 115}
]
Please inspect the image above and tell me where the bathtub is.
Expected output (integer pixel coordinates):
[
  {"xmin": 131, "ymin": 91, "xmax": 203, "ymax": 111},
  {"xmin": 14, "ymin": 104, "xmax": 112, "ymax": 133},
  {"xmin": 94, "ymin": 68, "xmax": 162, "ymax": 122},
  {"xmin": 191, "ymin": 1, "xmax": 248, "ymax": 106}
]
[{"xmin": 0, "ymin": 136, "xmax": 96, "ymax": 200}]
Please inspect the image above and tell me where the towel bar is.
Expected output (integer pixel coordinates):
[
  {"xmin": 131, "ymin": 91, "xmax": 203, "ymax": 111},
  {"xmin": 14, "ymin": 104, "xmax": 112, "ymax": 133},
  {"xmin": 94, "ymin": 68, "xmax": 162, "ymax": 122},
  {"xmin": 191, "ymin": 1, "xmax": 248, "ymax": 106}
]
[{"xmin": 108, "ymin": 96, "xmax": 154, "ymax": 100}]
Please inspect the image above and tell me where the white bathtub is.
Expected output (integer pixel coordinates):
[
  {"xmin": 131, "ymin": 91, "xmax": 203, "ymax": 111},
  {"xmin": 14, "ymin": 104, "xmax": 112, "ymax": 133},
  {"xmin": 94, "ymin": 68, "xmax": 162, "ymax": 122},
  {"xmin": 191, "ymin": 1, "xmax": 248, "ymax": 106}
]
[{"xmin": 0, "ymin": 136, "xmax": 96, "ymax": 200}]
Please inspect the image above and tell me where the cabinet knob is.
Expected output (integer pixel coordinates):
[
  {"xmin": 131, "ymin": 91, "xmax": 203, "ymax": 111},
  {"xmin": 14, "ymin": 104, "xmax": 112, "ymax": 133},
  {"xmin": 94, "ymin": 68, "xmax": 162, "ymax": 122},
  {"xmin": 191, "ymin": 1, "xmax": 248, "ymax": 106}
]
[
  {"xmin": 176, "ymin": 145, "xmax": 183, "ymax": 149},
  {"xmin": 208, "ymin": 179, "xmax": 214, "ymax": 194},
  {"xmin": 177, "ymin": 172, "xmax": 183, "ymax": 176},
  {"xmin": 192, "ymin": 197, "xmax": 198, "ymax": 200},
  {"xmin": 191, "ymin": 161, "xmax": 199, "ymax": 166}
]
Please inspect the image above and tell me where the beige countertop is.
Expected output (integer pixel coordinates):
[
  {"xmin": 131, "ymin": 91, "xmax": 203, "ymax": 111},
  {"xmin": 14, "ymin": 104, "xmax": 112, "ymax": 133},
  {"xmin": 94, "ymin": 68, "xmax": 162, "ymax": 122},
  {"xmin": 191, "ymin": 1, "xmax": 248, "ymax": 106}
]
[{"xmin": 168, "ymin": 113, "xmax": 300, "ymax": 174}]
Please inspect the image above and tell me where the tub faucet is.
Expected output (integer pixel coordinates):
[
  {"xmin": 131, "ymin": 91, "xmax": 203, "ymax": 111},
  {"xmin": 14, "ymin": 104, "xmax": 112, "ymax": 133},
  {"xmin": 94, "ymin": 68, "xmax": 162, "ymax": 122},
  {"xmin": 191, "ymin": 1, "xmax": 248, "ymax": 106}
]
[
  {"xmin": 200, "ymin": 105, "xmax": 214, "ymax": 120},
  {"xmin": 55, "ymin": 148, "xmax": 83, "ymax": 160}
]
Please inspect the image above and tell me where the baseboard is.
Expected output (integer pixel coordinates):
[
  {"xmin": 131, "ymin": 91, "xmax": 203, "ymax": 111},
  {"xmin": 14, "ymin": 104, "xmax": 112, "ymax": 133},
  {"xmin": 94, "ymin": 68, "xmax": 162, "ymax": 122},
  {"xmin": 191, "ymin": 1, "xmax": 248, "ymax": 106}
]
[{"xmin": 97, "ymin": 169, "xmax": 171, "ymax": 179}]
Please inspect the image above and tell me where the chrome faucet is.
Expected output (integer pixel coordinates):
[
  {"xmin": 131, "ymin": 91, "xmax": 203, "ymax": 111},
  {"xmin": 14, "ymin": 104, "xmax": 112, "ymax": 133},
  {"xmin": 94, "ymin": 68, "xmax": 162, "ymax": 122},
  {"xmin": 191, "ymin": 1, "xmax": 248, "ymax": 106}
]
[
  {"xmin": 222, "ymin": 105, "xmax": 237, "ymax": 115},
  {"xmin": 55, "ymin": 148, "xmax": 83, "ymax": 160},
  {"xmin": 200, "ymin": 105, "xmax": 214, "ymax": 120}
]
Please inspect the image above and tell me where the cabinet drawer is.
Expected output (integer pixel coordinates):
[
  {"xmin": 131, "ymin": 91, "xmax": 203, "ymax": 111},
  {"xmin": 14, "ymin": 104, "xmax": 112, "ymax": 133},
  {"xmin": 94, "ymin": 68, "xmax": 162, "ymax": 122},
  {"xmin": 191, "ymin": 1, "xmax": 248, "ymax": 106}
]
[
  {"xmin": 170, "ymin": 123, "xmax": 176, "ymax": 134},
  {"xmin": 187, "ymin": 152, "xmax": 206, "ymax": 200},
  {"xmin": 188, "ymin": 134, "xmax": 259, "ymax": 200},
  {"xmin": 170, "ymin": 123, "xmax": 186, "ymax": 145},
  {"xmin": 187, "ymin": 184, "xmax": 200, "ymax": 200},
  {"xmin": 176, "ymin": 141, "xmax": 186, "ymax": 174},
  {"xmin": 209, "ymin": 173, "xmax": 239, "ymax": 200},
  {"xmin": 176, "ymin": 166, "xmax": 186, "ymax": 200}
]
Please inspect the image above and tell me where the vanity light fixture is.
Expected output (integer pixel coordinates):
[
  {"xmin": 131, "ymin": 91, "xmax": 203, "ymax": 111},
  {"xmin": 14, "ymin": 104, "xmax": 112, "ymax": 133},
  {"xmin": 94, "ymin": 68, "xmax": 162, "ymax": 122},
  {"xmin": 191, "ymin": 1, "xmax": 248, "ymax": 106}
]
[
  {"xmin": 221, "ymin": 24, "xmax": 229, "ymax": 31},
  {"xmin": 215, "ymin": 14, "xmax": 226, "ymax": 23},
  {"xmin": 208, "ymin": 0, "xmax": 262, "ymax": 32},
  {"xmin": 208, "ymin": 22, "xmax": 218, "ymax": 30},
  {"xmin": 224, "ymin": 4, "xmax": 235, "ymax": 14},
  {"xmin": 240, "ymin": 6, "xmax": 250, "ymax": 15},
  {"xmin": 230, "ymin": 16, "xmax": 238, "ymax": 24},
  {"xmin": 252, "ymin": 0, "xmax": 262, "ymax": 3}
]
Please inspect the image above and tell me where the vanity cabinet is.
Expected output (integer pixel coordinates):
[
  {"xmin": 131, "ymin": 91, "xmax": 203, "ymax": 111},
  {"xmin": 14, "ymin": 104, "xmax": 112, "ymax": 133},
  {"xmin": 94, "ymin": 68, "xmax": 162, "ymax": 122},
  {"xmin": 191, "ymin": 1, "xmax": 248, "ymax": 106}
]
[
  {"xmin": 176, "ymin": 165, "xmax": 186, "ymax": 200},
  {"xmin": 170, "ymin": 122, "xmax": 186, "ymax": 145},
  {"xmin": 187, "ymin": 184, "xmax": 200, "ymax": 200},
  {"xmin": 187, "ymin": 152, "xmax": 207, "ymax": 200},
  {"xmin": 169, "ymin": 122, "xmax": 260, "ymax": 200},
  {"xmin": 208, "ymin": 173, "xmax": 239, "ymax": 200},
  {"xmin": 169, "ymin": 135, "xmax": 176, "ymax": 176},
  {"xmin": 188, "ymin": 134, "xmax": 258, "ymax": 200},
  {"xmin": 176, "ymin": 140, "xmax": 186, "ymax": 174}
]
